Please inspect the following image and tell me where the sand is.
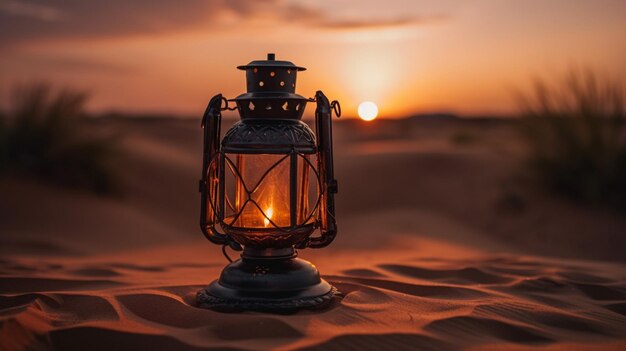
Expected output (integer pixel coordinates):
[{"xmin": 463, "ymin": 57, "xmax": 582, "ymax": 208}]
[
  {"xmin": 2, "ymin": 238, "xmax": 625, "ymax": 350},
  {"xmin": 1, "ymin": 117, "xmax": 625, "ymax": 350}
]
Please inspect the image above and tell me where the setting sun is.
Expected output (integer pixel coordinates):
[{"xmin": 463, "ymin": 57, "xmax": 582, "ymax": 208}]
[{"xmin": 358, "ymin": 101, "xmax": 378, "ymax": 121}]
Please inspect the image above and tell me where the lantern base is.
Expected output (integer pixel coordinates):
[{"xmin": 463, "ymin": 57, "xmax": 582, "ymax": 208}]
[{"xmin": 196, "ymin": 249, "xmax": 336, "ymax": 312}]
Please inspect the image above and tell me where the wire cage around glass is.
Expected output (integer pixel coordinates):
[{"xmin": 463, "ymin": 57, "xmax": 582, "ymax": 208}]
[{"xmin": 206, "ymin": 121, "xmax": 323, "ymax": 249}]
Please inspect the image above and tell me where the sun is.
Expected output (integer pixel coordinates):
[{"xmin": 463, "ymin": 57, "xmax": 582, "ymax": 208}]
[{"xmin": 358, "ymin": 101, "xmax": 378, "ymax": 121}]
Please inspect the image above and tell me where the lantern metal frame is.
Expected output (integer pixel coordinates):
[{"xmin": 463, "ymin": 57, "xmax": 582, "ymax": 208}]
[{"xmin": 197, "ymin": 54, "xmax": 340, "ymax": 312}]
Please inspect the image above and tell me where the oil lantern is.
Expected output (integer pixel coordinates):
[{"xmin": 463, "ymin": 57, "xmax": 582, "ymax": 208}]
[{"xmin": 197, "ymin": 53, "xmax": 340, "ymax": 311}]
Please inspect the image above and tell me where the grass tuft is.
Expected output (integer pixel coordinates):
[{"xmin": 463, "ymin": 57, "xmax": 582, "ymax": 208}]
[
  {"xmin": 518, "ymin": 69, "xmax": 626, "ymax": 209},
  {"xmin": 0, "ymin": 83, "xmax": 120, "ymax": 194}
]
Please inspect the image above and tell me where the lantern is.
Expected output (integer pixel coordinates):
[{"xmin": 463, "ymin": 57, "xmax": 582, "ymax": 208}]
[{"xmin": 197, "ymin": 53, "xmax": 340, "ymax": 311}]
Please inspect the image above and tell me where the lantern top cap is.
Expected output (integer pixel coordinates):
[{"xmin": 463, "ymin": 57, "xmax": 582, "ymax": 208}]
[{"xmin": 237, "ymin": 53, "xmax": 306, "ymax": 71}]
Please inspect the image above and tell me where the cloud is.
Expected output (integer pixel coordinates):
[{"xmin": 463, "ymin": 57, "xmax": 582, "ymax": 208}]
[
  {"xmin": 0, "ymin": 0, "xmax": 63, "ymax": 21},
  {"xmin": 281, "ymin": 3, "xmax": 447, "ymax": 31},
  {"xmin": 0, "ymin": 0, "xmax": 257, "ymax": 48},
  {"xmin": 312, "ymin": 16, "xmax": 448, "ymax": 30},
  {"xmin": 16, "ymin": 55, "xmax": 135, "ymax": 74},
  {"xmin": 0, "ymin": 0, "xmax": 445, "ymax": 48}
]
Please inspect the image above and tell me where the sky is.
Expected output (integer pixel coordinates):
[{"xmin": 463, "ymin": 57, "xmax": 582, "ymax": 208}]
[{"xmin": 0, "ymin": 0, "xmax": 624, "ymax": 118}]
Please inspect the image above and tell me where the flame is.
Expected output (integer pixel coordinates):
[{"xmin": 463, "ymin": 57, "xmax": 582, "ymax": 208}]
[{"xmin": 263, "ymin": 207, "xmax": 273, "ymax": 227}]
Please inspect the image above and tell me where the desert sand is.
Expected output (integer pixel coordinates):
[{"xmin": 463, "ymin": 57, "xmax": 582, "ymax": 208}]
[{"xmin": 1, "ymin": 117, "xmax": 626, "ymax": 350}]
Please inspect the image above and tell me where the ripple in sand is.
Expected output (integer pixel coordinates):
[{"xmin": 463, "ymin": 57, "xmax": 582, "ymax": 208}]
[
  {"xmin": 0, "ymin": 319, "xmax": 50, "ymax": 351},
  {"xmin": 0, "ymin": 293, "xmax": 61, "ymax": 311},
  {"xmin": 557, "ymin": 271, "xmax": 615, "ymax": 284},
  {"xmin": 0, "ymin": 264, "xmax": 40, "ymax": 274},
  {"xmin": 49, "ymin": 327, "xmax": 225, "ymax": 351},
  {"xmin": 156, "ymin": 285, "xmax": 205, "ymax": 301},
  {"xmin": 485, "ymin": 265, "xmax": 542, "ymax": 277},
  {"xmin": 68, "ymin": 268, "xmax": 121, "ymax": 277},
  {"xmin": 0, "ymin": 292, "xmax": 121, "ymax": 349},
  {"xmin": 337, "ymin": 283, "xmax": 393, "ymax": 312},
  {"xmin": 341, "ymin": 268, "xmax": 385, "ymax": 277},
  {"xmin": 573, "ymin": 283, "xmax": 626, "ymax": 301},
  {"xmin": 474, "ymin": 302, "xmax": 612, "ymax": 336},
  {"xmin": 118, "ymin": 292, "xmax": 303, "ymax": 340},
  {"xmin": 510, "ymin": 277, "xmax": 570, "ymax": 293},
  {"xmin": 426, "ymin": 316, "xmax": 553, "ymax": 344},
  {"xmin": 110, "ymin": 263, "xmax": 165, "ymax": 272},
  {"xmin": 211, "ymin": 318, "xmax": 303, "ymax": 340},
  {"xmin": 605, "ymin": 302, "xmax": 626, "ymax": 316},
  {"xmin": 333, "ymin": 276, "xmax": 489, "ymax": 300},
  {"xmin": 379, "ymin": 264, "xmax": 512, "ymax": 284},
  {"xmin": 118, "ymin": 293, "xmax": 213, "ymax": 328},
  {"xmin": 341, "ymin": 285, "xmax": 392, "ymax": 305},
  {"xmin": 1, "ymin": 293, "xmax": 118, "ymax": 321},
  {"xmin": 48, "ymin": 294, "xmax": 119, "ymax": 323},
  {"xmin": 299, "ymin": 333, "xmax": 452, "ymax": 351},
  {"xmin": 0, "ymin": 277, "xmax": 123, "ymax": 294}
]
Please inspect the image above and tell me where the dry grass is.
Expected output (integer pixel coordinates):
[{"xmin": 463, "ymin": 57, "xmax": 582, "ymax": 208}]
[
  {"xmin": 0, "ymin": 84, "xmax": 120, "ymax": 194},
  {"xmin": 518, "ymin": 70, "xmax": 626, "ymax": 209}
]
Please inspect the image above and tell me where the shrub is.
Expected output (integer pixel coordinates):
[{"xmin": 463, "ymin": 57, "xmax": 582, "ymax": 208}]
[
  {"xmin": 518, "ymin": 70, "xmax": 626, "ymax": 209},
  {"xmin": 0, "ymin": 84, "xmax": 120, "ymax": 194}
]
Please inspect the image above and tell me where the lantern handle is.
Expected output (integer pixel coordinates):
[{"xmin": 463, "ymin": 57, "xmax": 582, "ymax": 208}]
[
  {"xmin": 331, "ymin": 100, "xmax": 341, "ymax": 118},
  {"xmin": 304, "ymin": 90, "xmax": 338, "ymax": 249},
  {"xmin": 200, "ymin": 94, "xmax": 242, "ymax": 251},
  {"xmin": 219, "ymin": 96, "xmax": 238, "ymax": 111}
]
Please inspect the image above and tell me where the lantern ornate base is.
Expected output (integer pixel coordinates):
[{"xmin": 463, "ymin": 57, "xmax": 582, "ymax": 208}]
[
  {"xmin": 196, "ymin": 250, "xmax": 337, "ymax": 312},
  {"xmin": 196, "ymin": 285, "xmax": 337, "ymax": 312}
]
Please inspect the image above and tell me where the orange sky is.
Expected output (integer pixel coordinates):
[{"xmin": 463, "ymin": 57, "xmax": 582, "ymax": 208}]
[{"xmin": 1, "ymin": 0, "xmax": 625, "ymax": 118}]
